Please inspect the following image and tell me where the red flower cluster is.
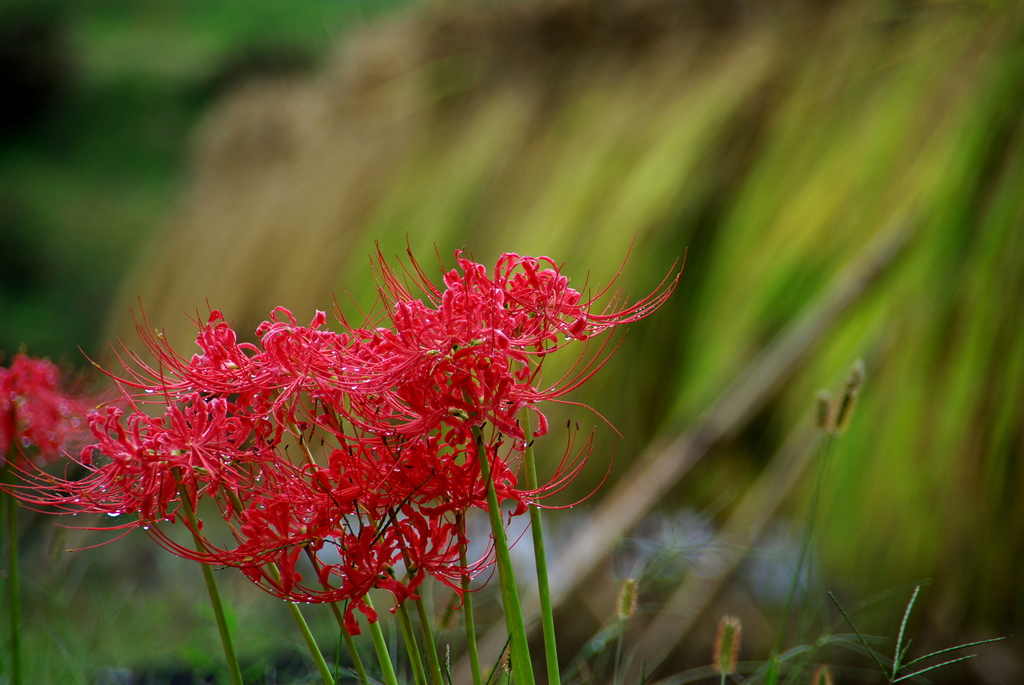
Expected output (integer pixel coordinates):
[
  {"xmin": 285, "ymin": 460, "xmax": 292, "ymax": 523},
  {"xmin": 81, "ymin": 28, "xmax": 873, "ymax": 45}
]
[
  {"xmin": 0, "ymin": 354, "xmax": 81, "ymax": 465},
  {"xmin": 14, "ymin": 250, "xmax": 677, "ymax": 633}
]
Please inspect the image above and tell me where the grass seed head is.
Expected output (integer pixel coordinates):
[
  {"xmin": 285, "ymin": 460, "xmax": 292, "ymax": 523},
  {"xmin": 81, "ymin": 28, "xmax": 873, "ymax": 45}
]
[
  {"xmin": 616, "ymin": 578, "xmax": 639, "ymax": 621},
  {"xmin": 834, "ymin": 358, "xmax": 865, "ymax": 433},
  {"xmin": 816, "ymin": 390, "xmax": 833, "ymax": 431},
  {"xmin": 713, "ymin": 615, "xmax": 741, "ymax": 675},
  {"xmin": 811, "ymin": 665, "xmax": 834, "ymax": 685}
]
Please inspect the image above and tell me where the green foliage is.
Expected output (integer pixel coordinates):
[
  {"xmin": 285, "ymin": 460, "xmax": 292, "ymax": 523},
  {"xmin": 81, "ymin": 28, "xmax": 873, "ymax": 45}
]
[{"xmin": 0, "ymin": 0, "xmax": 402, "ymax": 361}]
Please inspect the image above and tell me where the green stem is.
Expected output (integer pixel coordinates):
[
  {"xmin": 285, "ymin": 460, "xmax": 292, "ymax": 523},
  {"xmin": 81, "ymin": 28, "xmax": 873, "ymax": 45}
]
[
  {"xmin": 294, "ymin": 427, "xmax": 371, "ymax": 684},
  {"xmin": 520, "ymin": 410, "xmax": 559, "ymax": 685},
  {"xmin": 264, "ymin": 562, "xmax": 334, "ymax": 685},
  {"xmin": 458, "ymin": 513, "xmax": 483, "ymax": 685},
  {"xmin": 613, "ymin": 624, "xmax": 624, "ymax": 685},
  {"xmin": 473, "ymin": 426, "xmax": 536, "ymax": 685},
  {"xmin": 288, "ymin": 602, "xmax": 336, "ymax": 685},
  {"xmin": 339, "ymin": 615, "xmax": 370, "ymax": 685},
  {"xmin": 327, "ymin": 599, "xmax": 370, "ymax": 685},
  {"xmin": 365, "ymin": 595, "xmax": 401, "ymax": 685},
  {"xmin": 397, "ymin": 601, "xmax": 429, "ymax": 685},
  {"xmin": 774, "ymin": 433, "xmax": 835, "ymax": 654},
  {"xmin": 3, "ymin": 467, "xmax": 22, "ymax": 685},
  {"xmin": 176, "ymin": 481, "xmax": 244, "ymax": 685},
  {"xmin": 399, "ymin": 547, "xmax": 443, "ymax": 685},
  {"xmin": 303, "ymin": 548, "xmax": 370, "ymax": 685},
  {"xmin": 0, "ymin": 472, "xmax": 6, "ymax": 679},
  {"xmin": 414, "ymin": 593, "xmax": 444, "ymax": 685}
]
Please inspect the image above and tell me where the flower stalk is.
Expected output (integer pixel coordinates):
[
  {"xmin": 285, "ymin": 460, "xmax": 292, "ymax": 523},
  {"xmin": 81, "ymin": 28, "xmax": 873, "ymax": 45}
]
[
  {"xmin": 364, "ymin": 595, "xmax": 400, "ymax": 685},
  {"xmin": 458, "ymin": 513, "xmax": 483, "ymax": 685},
  {"xmin": 474, "ymin": 426, "xmax": 536, "ymax": 685},
  {"xmin": 413, "ymin": 594, "xmax": 444, "ymax": 685},
  {"xmin": 303, "ymin": 548, "xmax": 370, "ymax": 685},
  {"xmin": 264, "ymin": 561, "xmax": 334, "ymax": 685},
  {"xmin": 521, "ymin": 410, "xmax": 560, "ymax": 685},
  {"xmin": 175, "ymin": 480, "xmax": 243, "ymax": 685},
  {"xmin": 339, "ymin": 615, "xmax": 370, "ymax": 685},
  {"xmin": 288, "ymin": 601, "xmax": 336, "ymax": 685},
  {"xmin": 397, "ymin": 600, "xmax": 429, "ymax": 685},
  {"xmin": 3, "ymin": 466, "xmax": 22, "ymax": 685}
]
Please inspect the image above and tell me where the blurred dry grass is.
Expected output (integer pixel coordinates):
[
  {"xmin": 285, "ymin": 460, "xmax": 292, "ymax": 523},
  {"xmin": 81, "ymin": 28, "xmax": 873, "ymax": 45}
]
[{"xmin": 102, "ymin": 0, "xmax": 1024, "ymax": 678}]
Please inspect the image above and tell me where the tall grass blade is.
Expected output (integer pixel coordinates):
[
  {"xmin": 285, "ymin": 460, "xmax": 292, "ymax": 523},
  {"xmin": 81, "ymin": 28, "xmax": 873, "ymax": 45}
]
[
  {"xmin": 899, "ymin": 637, "xmax": 1006, "ymax": 669},
  {"xmin": 892, "ymin": 655, "xmax": 977, "ymax": 682},
  {"xmin": 828, "ymin": 592, "xmax": 888, "ymax": 674}
]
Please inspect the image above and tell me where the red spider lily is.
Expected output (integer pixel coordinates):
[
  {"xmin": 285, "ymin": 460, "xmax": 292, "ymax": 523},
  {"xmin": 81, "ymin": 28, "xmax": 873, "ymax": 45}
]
[
  {"xmin": 7, "ymin": 247, "xmax": 678, "ymax": 628},
  {"xmin": 343, "ymin": 249, "xmax": 679, "ymax": 442},
  {"xmin": 0, "ymin": 353, "xmax": 84, "ymax": 466},
  {"xmin": 110, "ymin": 308, "xmax": 373, "ymax": 419},
  {"xmin": 13, "ymin": 394, "xmax": 270, "ymax": 522}
]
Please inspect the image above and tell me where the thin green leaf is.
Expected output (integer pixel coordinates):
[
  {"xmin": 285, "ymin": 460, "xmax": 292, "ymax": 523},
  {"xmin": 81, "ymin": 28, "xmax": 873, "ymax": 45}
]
[
  {"xmin": 737, "ymin": 643, "xmax": 816, "ymax": 683},
  {"xmin": 778, "ymin": 645, "xmax": 815, "ymax": 662},
  {"xmin": 901, "ymin": 637, "xmax": 1007, "ymax": 669},
  {"xmin": 828, "ymin": 592, "xmax": 889, "ymax": 674},
  {"xmin": 892, "ymin": 654, "xmax": 976, "ymax": 682},
  {"xmin": 821, "ymin": 633, "xmax": 887, "ymax": 647},
  {"xmin": 830, "ymin": 638, "xmax": 895, "ymax": 668},
  {"xmin": 763, "ymin": 653, "xmax": 780, "ymax": 685},
  {"xmin": 893, "ymin": 586, "xmax": 920, "ymax": 674},
  {"xmin": 485, "ymin": 634, "xmax": 514, "ymax": 685}
]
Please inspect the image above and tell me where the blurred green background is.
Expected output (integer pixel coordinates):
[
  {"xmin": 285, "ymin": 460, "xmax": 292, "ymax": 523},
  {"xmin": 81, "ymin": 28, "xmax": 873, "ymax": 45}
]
[
  {"xmin": 3, "ymin": 0, "xmax": 1024, "ymax": 682},
  {"xmin": 0, "ymin": 0, "xmax": 397, "ymax": 361}
]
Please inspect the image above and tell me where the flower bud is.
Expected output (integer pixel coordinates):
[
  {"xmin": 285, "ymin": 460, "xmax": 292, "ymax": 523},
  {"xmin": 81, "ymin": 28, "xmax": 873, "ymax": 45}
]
[
  {"xmin": 713, "ymin": 615, "xmax": 741, "ymax": 675},
  {"xmin": 616, "ymin": 578, "xmax": 639, "ymax": 621},
  {"xmin": 448, "ymin": 408, "xmax": 470, "ymax": 421}
]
